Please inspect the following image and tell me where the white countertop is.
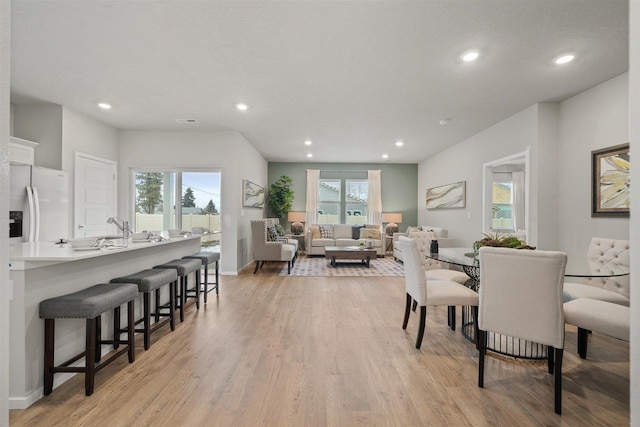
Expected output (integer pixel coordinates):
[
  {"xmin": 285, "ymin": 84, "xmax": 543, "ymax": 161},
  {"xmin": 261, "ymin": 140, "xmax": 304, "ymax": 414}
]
[{"xmin": 9, "ymin": 235, "xmax": 202, "ymax": 269}]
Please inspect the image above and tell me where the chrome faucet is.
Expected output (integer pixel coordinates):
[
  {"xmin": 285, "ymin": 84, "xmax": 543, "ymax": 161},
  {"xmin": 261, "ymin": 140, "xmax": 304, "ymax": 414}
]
[{"xmin": 107, "ymin": 217, "xmax": 131, "ymax": 240}]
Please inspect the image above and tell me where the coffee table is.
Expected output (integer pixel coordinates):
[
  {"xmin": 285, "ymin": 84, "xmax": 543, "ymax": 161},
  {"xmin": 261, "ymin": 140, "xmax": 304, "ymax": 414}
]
[{"xmin": 324, "ymin": 246, "xmax": 376, "ymax": 268}]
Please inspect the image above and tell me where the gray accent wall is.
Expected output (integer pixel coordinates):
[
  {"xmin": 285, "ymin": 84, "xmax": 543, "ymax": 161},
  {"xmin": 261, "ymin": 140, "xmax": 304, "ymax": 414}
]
[{"xmin": 268, "ymin": 162, "xmax": 418, "ymax": 231}]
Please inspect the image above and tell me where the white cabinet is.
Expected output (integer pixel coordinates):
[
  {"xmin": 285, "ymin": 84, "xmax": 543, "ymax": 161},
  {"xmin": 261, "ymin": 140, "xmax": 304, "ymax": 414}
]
[{"xmin": 10, "ymin": 136, "xmax": 38, "ymax": 165}]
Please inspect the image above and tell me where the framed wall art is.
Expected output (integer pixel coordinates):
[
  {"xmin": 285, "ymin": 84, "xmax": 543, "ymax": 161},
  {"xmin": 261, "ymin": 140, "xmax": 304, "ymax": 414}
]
[
  {"xmin": 426, "ymin": 181, "xmax": 466, "ymax": 209},
  {"xmin": 242, "ymin": 179, "xmax": 265, "ymax": 208},
  {"xmin": 591, "ymin": 143, "xmax": 629, "ymax": 217}
]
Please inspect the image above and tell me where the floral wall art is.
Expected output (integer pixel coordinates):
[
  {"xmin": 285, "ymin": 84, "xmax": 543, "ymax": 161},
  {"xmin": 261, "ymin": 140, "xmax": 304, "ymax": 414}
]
[{"xmin": 591, "ymin": 143, "xmax": 629, "ymax": 217}]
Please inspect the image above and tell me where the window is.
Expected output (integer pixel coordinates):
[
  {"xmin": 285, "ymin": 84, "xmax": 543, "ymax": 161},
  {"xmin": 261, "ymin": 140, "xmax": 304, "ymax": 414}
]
[
  {"xmin": 318, "ymin": 177, "xmax": 368, "ymax": 224},
  {"xmin": 133, "ymin": 170, "xmax": 221, "ymax": 249},
  {"xmin": 491, "ymin": 181, "xmax": 513, "ymax": 231}
]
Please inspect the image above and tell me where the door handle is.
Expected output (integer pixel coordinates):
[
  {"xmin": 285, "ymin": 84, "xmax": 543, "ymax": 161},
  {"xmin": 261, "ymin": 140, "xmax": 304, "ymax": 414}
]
[{"xmin": 78, "ymin": 225, "xmax": 85, "ymax": 229}]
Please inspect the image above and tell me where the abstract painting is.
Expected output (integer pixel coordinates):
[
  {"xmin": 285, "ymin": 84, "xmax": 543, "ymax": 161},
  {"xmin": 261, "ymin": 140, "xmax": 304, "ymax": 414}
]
[
  {"xmin": 243, "ymin": 180, "xmax": 265, "ymax": 208},
  {"xmin": 426, "ymin": 181, "xmax": 466, "ymax": 209},
  {"xmin": 592, "ymin": 143, "xmax": 629, "ymax": 217}
]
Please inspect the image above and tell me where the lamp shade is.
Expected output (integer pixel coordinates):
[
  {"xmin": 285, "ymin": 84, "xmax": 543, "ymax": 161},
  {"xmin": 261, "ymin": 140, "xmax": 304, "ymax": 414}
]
[
  {"xmin": 287, "ymin": 211, "xmax": 306, "ymax": 222},
  {"xmin": 382, "ymin": 213, "xmax": 402, "ymax": 224}
]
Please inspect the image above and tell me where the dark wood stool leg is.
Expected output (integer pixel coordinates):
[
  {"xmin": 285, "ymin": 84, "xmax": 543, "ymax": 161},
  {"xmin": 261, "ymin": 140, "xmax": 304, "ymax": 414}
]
[
  {"xmin": 85, "ymin": 318, "xmax": 96, "ymax": 396},
  {"xmin": 43, "ymin": 318, "xmax": 55, "ymax": 395},
  {"xmin": 143, "ymin": 292, "xmax": 151, "ymax": 350},
  {"xmin": 195, "ymin": 271, "xmax": 201, "ymax": 309},
  {"xmin": 155, "ymin": 289, "xmax": 161, "ymax": 322},
  {"xmin": 215, "ymin": 261, "xmax": 219, "ymax": 295},
  {"xmin": 176, "ymin": 279, "xmax": 184, "ymax": 322},
  {"xmin": 113, "ymin": 307, "xmax": 120, "ymax": 350},
  {"xmin": 95, "ymin": 314, "xmax": 102, "ymax": 362},
  {"xmin": 127, "ymin": 300, "xmax": 135, "ymax": 363},
  {"xmin": 169, "ymin": 281, "xmax": 176, "ymax": 331},
  {"xmin": 416, "ymin": 306, "xmax": 426, "ymax": 349},
  {"xmin": 203, "ymin": 264, "xmax": 208, "ymax": 304}
]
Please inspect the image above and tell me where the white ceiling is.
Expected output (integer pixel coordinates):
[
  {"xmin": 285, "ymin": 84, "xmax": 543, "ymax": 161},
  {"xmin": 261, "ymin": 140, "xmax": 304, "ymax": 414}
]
[{"xmin": 10, "ymin": 0, "xmax": 629, "ymax": 164}]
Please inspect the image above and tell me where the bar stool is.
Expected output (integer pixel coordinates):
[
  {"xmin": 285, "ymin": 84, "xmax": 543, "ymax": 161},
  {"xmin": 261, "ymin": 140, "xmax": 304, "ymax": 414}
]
[
  {"xmin": 153, "ymin": 258, "xmax": 201, "ymax": 322},
  {"xmin": 39, "ymin": 283, "xmax": 138, "ymax": 396},
  {"xmin": 182, "ymin": 251, "xmax": 220, "ymax": 303},
  {"xmin": 110, "ymin": 269, "xmax": 178, "ymax": 350}
]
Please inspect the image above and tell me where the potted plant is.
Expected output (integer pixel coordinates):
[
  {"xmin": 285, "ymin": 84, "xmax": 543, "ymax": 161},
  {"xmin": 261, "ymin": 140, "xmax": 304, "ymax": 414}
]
[
  {"xmin": 473, "ymin": 232, "xmax": 535, "ymax": 252},
  {"xmin": 267, "ymin": 175, "xmax": 294, "ymax": 222}
]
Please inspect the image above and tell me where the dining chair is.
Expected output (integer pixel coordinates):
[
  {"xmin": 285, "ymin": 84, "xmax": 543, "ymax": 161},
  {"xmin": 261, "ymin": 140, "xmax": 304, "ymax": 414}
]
[
  {"xmin": 398, "ymin": 236, "xmax": 479, "ymax": 349},
  {"xmin": 477, "ymin": 246, "xmax": 567, "ymax": 415},
  {"xmin": 408, "ymin": 230, "xmax": 471, "ymax": 285},
  {"xmin": 563, "ymin": 237, "xmax": 629, "ymax": 306}
]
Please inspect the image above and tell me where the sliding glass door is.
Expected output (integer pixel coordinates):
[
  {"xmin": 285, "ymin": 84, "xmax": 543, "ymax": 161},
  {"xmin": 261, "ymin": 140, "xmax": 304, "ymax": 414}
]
[{"xmin": 133, "ymin": 169, "xmax": 221, "ymax": 250}]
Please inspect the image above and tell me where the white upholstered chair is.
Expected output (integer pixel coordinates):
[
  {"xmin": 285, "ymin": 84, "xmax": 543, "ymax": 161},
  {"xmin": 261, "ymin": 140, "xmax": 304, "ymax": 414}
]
[
  {"xmin": 563, "ymin": 298, "xmax": 630, "ymax": 359},
  {"xmin": 408, "ymin": 230, "xmax": 470, "ymax": 285},
  {"xmin": 250, "ymin": 219, "xmax": 296, "ymax": 274},
  {"xmin": 398, "ymin": 236, "xmax": 479, "ymax": 349},
  {"xmin": 478, "ymin": 247, "xmax": 567, "ymax": 415},
  {"xmin": 563, "ymin": 237, "xmax": 629, "ymax": 306}
]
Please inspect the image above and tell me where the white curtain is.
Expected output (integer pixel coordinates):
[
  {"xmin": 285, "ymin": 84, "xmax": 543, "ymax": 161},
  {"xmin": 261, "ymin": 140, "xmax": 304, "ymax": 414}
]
[
  {"xmin": 305, "ymin": 169, "xmax": 319, "ymax": 227},
  {"xmin": 367, "ymin": 170, "xmax": 382, "ymax": 225},
  {"xmin": 512, "ymin": 171, "xmax": 525, "ymax": 232}
]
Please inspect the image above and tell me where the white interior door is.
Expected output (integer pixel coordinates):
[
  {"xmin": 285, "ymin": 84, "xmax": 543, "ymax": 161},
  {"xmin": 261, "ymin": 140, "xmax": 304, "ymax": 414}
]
[{"xmin": 74, "ymin": 152, "xmax": 117, "ymax": 238}]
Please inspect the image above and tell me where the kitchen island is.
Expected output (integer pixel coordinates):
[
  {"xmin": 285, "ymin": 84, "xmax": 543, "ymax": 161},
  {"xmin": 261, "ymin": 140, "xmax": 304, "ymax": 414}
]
[{"xmin": 8, "ymin": 235, "xmax": 202, "ymax": 409}]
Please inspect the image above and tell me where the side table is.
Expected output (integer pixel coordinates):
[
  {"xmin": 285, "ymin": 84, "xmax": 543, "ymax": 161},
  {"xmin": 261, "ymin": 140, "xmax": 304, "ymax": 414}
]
[{"xmin": 286, "ymin": 234, "xmax": 306, "ymax": 254}]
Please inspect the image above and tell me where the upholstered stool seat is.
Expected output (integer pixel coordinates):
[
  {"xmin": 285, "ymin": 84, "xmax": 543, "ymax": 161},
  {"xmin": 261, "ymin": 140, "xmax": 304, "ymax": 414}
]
[
  {"xmin": 39, "ymin": 283, "xmax": 138, "ymax": 396},
  {"xmin": 563, "ymin": 298, "xmax": 630, "ymax": 359},
  {"xmin": 182, "ymin": 251, "xmax": 220, "ymax": 303},
  {"xmin": 111, "ymin": 269, "xmax": 178, "ymax": 349},
  {"xmin": 153, "ymin": 258, "xmax": 201, "ymax": 321}
]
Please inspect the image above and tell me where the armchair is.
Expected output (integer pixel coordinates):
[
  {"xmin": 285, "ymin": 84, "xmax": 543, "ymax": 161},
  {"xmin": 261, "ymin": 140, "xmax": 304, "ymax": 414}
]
[{"xmin": 250, "ymin": 219, "xmax": 296, "ymax": 274}]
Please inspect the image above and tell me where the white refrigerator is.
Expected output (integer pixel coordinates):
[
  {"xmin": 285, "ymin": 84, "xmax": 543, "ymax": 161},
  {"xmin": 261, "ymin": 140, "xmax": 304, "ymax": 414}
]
[{"xmin": 10, "ymin": 164, "xmax": 69, "ymax": 243}]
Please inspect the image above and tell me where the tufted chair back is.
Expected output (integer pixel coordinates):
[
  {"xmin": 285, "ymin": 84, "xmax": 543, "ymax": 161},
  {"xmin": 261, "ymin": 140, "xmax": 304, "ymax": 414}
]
[
  {"xmin": 407, "ymin": 230, "xmax": 440, "ymax": 270},
  {"xmin": 584, "ymin": 237, "xmax": 630, "ymax": 299}
]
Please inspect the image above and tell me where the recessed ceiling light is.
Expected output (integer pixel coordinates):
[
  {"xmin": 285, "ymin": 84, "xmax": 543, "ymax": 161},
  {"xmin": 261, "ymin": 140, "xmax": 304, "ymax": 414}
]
[
  {"xmin": 395, "ymin": 141, "xmax": 404, "ymax": 147},
  {"xmin": 554, "ymin": 54, "xmax": 575, "ymax": 65},
  {"xmin": 98, "ymin": 102, "xmax": 112, "ymax": 110},
  {"xmin": 306, "ymin": 153, "xmax": 313, "ymax": 158},
  {"xmin": 236, "ymin": 103, "xmax": 248, "ymax": 111},
  {"xmin": 439, "ymin": 118, "xmax": 451, "ymax": 126},
  {"xmin": 382, "ymin": 154, "xmax": 389, "ymax": 159},
  {"xmin": 304, "ymin": 140, "xmax": 313, "ymax": 146},
  {"xmin": 461, "ymin": 50, "xmax": 479, "ymax": 62}
]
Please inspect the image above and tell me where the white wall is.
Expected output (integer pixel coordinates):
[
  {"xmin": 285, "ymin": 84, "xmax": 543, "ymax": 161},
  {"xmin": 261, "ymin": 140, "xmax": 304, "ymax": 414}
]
[
  {"xmin": 629, "ymin": 1, "xmax": 638, "ymax": 424},
  {"xmin": 1, "ymin": 1, "xmax": 11, "ymax": 425},
  {"xmin": 418, "ymin": 104, "xmax": 545, "ymax": 247},
  {"xmin": 419, "ymin": 74, "xmax": 629, "ymax": 257},
  {"xmin": 117, "ymin": 130, "xmax": 268, "ymax": 274},
  {"xmin": 557, "ymin": 73, "xmax": 630, "ymax": 257},
  {"xmin": 12, "ymin": 104, "xmax": 63, "ymax": 170}
]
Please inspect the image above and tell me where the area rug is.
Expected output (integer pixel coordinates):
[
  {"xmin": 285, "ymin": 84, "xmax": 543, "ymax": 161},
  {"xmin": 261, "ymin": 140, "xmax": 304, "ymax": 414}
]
[{"xmin": 280, "ymin": 255, "xmax": 405, "ymax": 277}]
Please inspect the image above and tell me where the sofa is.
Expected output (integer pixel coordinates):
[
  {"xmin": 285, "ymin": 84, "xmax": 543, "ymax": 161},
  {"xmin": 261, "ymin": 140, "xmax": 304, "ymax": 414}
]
[
  {"xmin": 392, "ymin": 225, "xmax": 453, "ymax": 262},
  {"xmin": 306, "ymin": 224, "xmax": 386, "ymax": 256}
]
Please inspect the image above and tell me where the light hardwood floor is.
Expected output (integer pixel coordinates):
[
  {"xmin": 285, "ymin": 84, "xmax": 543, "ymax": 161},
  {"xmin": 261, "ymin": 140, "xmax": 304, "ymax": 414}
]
[{"xmin": 10, "ymin": 265, "xmax": 630, "ymax": 426}]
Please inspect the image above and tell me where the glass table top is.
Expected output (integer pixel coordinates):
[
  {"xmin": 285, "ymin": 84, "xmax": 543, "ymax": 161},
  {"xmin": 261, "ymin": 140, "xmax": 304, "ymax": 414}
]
[{"xmin": 426, "ymin": 247, "xmax": 629, "ymax": 278}]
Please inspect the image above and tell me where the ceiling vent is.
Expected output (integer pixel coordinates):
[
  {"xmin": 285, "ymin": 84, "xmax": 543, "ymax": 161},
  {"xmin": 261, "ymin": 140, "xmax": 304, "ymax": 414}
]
[{"xmin": 175, "ymin": 119, "xmax": 198, "ymax": 124}]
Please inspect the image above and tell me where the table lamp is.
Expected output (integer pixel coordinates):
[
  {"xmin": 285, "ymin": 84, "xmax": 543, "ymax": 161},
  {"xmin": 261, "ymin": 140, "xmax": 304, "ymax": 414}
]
[
  {"xmin": 382, "ymin": 213, "xmax": 402, "ymax": 237},
  {"xmin": 287, "ymin": 211, "xmax": 306, "ymax": 235}
]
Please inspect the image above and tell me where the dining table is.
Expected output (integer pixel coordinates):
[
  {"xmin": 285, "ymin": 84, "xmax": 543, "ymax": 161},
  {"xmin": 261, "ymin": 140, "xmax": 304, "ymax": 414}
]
[{"xmin": 425, "ymin": 247, "xmax": 630, "ymax": 359}]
